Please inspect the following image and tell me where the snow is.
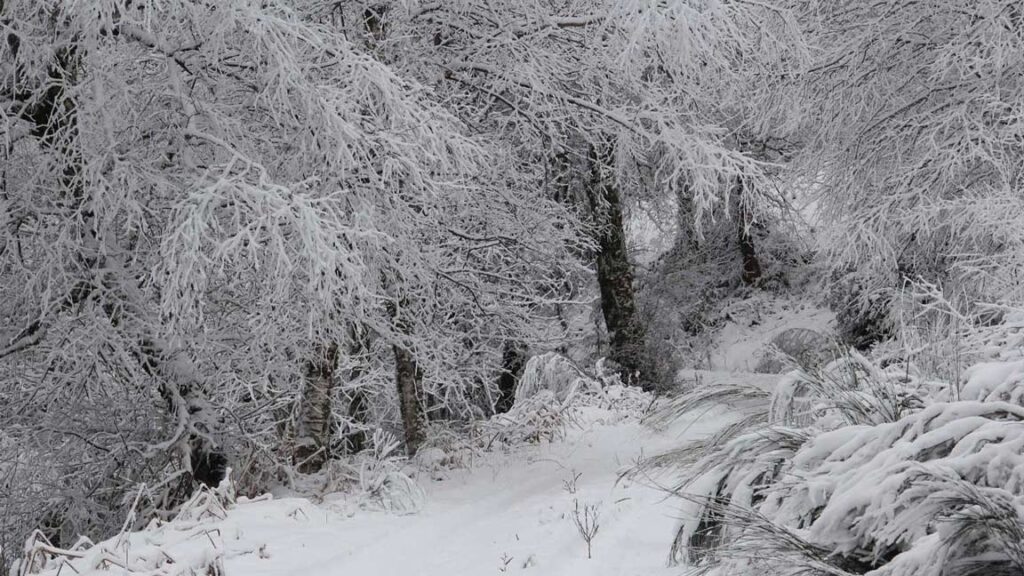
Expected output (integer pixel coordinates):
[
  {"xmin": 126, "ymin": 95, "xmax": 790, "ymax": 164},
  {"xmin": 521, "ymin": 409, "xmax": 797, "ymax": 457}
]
[
  {"xmin": 704, "ymin": 294, "xmax": 835, "ymax": 372},
  {"xmin": 24, "ymin": 402, "xmax": 727, "ymax": 576},
  {"xmin": 676, "ymin": 368, "xmax": 781, "ymax": 392}
]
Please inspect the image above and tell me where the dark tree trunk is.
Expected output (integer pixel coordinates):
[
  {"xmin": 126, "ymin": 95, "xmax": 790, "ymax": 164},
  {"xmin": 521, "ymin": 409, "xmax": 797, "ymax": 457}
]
[
  {"xmin": 394, "ymin": 344, "xmax": 425, "ymax": 455},
  {"xmin": 495, "ymin": 341, "xmax": 527, "ymax": 414},
  {"xmin": 587, "ymin": 144, "xmax": 651, "ymax": 389},
  {"xmin": 734, "ymin": 177, "xmax": 763, "ymax": 286},
  {"xmin": 294, "ymin": 342, "xmax": 339, "ymax": 473},
  {"xmin": 340, "ymin": 325, "xmax": 372, "ymax": 453},
  {"xmin": 387, "ymin": 299, "xmax": 426, "ymax": 454},
  {"xmin": 344, "ymin": 387, "xmax": 370, "ymax": 452}
]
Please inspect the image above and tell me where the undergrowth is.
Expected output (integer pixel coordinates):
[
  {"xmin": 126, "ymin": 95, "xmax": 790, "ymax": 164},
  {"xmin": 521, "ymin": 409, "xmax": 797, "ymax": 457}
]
[{"xmin": 641, "ymin": 342, "xmax": 1024, "ymax": 576}]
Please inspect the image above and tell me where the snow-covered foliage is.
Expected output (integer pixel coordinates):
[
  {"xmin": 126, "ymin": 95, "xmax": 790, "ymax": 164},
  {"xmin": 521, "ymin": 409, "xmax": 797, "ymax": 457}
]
[
  {"xmin": 15, "ymin": 476, "xmax": 239, "ymax": 576},
  {"xmin": 782, "ymin": 0, "xmax": 1024, "ymax": 337},
  {"xmin": 515, "ymin": 352, "xmax": 600, "ymax": 406},
  {"xmin": 5, "ymin": 0, "xmax": 1024, "ymax": 572},
  {"xmin": 481, "ymin": 354, "xmax": 653, "ymax": 448},
  {"xmin": 376, "ymin": 0, "xmax": 804, "ymax": 222},
  {"xmin": 652, "ymin": 348, "xmax": 1024, "ymax": 576},
  {"xmin": 308, "ymin": 429, "xmax": 425, "ymax": 514},
  {"xmin": 754, "ymin": 328, "xmax": 836, "ymax": 375},
  {"xmin": 0, "ymin": 0, "xmax": 591, "ymax": 561}
]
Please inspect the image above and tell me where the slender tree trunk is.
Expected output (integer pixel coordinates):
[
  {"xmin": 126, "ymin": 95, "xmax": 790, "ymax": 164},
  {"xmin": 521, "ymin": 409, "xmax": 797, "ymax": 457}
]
[
  {"xmin": 734, "ymin": 177, "xmax": 763, "ymax": 286},
  {"xmin": 495, "ymin": 341, "xmax": 527, "ymax": 414},
  {"xmin": 294, "ymin": 342, "xmax": 339, "ymax": 473},
  {"xmin": 340, "ymin": 325, "xmax": 371, "ymax": 453},
  {"xmin": 387, "ymin": 300, "xmax": 426, "ymax": 455},
  {"xmin": 587, "ymin": 144, "xmax": 651, "ymax": 389},
  {"xmin": 394, "ymin": 343, "xmax": 425, "ymax": 454},
  {"xmin": 344, "ymin": 387, "xmax": 370, "ymax": 452}
]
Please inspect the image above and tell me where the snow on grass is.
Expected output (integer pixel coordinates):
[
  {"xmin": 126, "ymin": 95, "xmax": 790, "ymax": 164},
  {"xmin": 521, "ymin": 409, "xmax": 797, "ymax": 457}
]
[
  {"xmin": 19, "ymin": 393, "xmax": 730, "ymax": 576},
  {"xmin": 705, "ymin": 294, "xmax": 835, "ymax": 373},
  {"xmin": 659, "ymin": 351, "xmax": 1024, "ymax": 575}
]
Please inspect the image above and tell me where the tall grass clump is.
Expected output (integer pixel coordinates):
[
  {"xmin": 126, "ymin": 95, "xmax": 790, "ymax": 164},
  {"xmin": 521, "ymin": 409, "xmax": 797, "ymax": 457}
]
[{"xmin": 644, "ymin": 346, "xmax": 1024, "ymax": 576}]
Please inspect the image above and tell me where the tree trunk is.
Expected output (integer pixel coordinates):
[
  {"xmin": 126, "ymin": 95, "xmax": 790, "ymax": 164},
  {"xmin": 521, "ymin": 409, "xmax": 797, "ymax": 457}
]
[
  {"xmin": 734, "ymin": 177, "xmax": 763, "ymax": 286},
  {"xmin": 495, "ymin": 341, "xmax": 527, "ymax": 414},
  {"xmin": 587, "ymin": 144, "xmax": 651, "ymax": 389},
  {"xmin": 344, "ymin": 387, "xmax": 370, "ymax": 453},
  {"xmin": 386, "ymin": 298, "xmax": 427, "ymax": 454},
  {"xmin": 394, "ymin": 343, "xmax": 425, "ymax": 455},
  {"xmin": 294, "ymin": 342, "xmax": 339, "ymax": 473},
  {"xmin": 340, "ymin": 325, "xmax": 371, "ymax": 453}
]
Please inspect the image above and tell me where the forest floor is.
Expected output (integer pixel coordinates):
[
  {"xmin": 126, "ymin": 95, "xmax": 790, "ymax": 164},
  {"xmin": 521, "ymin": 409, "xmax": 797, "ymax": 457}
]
[
  {"xmin": 28, "ymin": 393, "xmax": 748, "ymax": 576},
  {"xmin": 28, "ymin": 296, "xmax": 833, "ymax": 576},
  {"xmin": 210, "ymin": 296, "xmax": 831, "ymax": 575},
  {"xmin": 225, "ymin": 405, "xmax": 720, "ymax": 576}
]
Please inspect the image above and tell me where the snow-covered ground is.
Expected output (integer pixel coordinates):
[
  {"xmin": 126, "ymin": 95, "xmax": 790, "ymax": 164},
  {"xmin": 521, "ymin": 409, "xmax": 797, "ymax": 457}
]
[
  {"xmin": 22, "ymin": 403, "xmax": 731, "ymax": 576},
  {"xmin": 20, "ymin": 294, "xmax": 840, "ymax": 576},
  {"xmin": 705, "ymin": 294, "xmax": 835, "ymax": 372}
]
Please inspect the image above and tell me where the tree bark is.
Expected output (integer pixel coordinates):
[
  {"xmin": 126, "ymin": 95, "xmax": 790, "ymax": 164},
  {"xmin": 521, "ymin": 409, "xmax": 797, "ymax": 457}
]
[
  {"xmin": 394, "ymin": 343, "xmax": 425, "ymax": 455},
  {"xmin": 587, "ymin": 144, "xmax": 651, "ymax": 389},
  {"xmin": 386, "ymin": 298, "xmax": 426, "ymax": 454},
  {"xmin": 294, "ymin": 342, "xmax": 339, "ymax": 473},
  {"xmin": 495, "ymin": 341, "xmax": 527, "ymax": 413},
  {"xmin": 344, "ymin": 387, "xmax": 370, "ymax": 453},
  {"xmin": 339, "ymin": 326, "xmax": 372, "ymax": 453},
  {"xmin": 734, "ymin": 177, "xmax": 763, "ymax": 286}
]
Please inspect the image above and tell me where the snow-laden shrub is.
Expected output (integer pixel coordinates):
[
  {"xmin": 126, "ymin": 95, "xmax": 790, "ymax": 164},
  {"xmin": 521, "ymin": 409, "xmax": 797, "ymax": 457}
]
[
  {"xmin": 755, "ymin": 328, "xmax": 838, "ymax": 375},
  {"xmin": 483, "ymin": 390, "xmax": 578, "ymax": 447},
  {"xmin": 963, "ymin": 311, "xmax": 1024, "ymax": 364},
  {"xmin": 15, "ymin": 475, "xmax": 237, "ymax": 576},
  {"xmin": 649, "ymin": 350, "xmax": 1024, "ymax": 576},
  {"xmin": 480, "ymin": 354, "xmax": 653, "ymax": 447},
  {"xmin": 486, "ymin": 353, "xmax": 599, "ymax": 446},
  {"xmin": 515, "ymin": 352, "xmax": 598, "ymax": 405},
  {"xmin": 317, "ymin": 429, "xmax": 424, "ymax": 514},
  {"xmin": 351, "ymin": 431, "xmax": 423, "ymax": 513},
  {"xmin": 769, "ymin": 352, "xmax": 927, "ymax": 429}
]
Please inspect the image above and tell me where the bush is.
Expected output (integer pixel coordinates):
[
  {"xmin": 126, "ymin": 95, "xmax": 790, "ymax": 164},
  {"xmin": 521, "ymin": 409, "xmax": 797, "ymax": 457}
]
[
  {"xmin": 645, "ymin": 349, "xmax": 1024, "ymax": 576},
  {"xmin": 826, "ymin": 273, "xmax": 894, "ymax": 351}
]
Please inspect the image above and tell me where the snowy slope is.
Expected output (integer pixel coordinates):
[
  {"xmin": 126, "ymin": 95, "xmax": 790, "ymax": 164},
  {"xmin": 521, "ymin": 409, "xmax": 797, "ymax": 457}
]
[{"xmin": 21, "ymin": 404, "xmax": 730, "ymax": 576}]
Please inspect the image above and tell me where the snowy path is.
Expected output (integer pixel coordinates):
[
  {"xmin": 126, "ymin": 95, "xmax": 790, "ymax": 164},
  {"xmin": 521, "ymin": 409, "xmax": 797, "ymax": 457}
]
[
  {"xmin": 218, "ymin": 408, "xmax": 721, "ymax": 576},
  {"xmin": 25, "ymin": 394, "xmax": 739, "ymax": 576}
]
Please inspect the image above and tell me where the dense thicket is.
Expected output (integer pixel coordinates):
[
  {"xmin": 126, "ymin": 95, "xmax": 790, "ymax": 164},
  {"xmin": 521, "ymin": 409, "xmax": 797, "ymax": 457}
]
[
  {"xmin": 0, "ymin": 0, "xmax": 584, "ymax": 559},
  {"xmin": 3, "ymin": 0, "xmax": 1024, "ymax": 572}
]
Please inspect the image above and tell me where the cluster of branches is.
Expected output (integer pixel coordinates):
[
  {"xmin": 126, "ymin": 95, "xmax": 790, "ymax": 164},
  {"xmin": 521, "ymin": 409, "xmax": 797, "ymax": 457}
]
[
  {"xmin": 4, "ymin": 0, "xmax": 1021, "ymax": 569},
  {"xmin": 0, "ymin": 0, "xmax": 589, "ymax": 561},
  {"xmin": 780, "ymin": 0, "xmax": 1024, "ymax": 348}
]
